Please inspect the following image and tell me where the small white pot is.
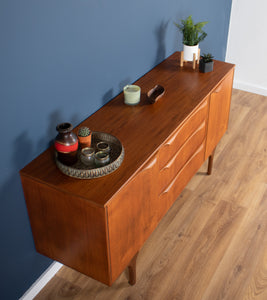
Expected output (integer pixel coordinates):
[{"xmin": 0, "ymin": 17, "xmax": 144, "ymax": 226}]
[{"xmin": 183, "ymin": 44, "xmax": 199, "ymax": 61}]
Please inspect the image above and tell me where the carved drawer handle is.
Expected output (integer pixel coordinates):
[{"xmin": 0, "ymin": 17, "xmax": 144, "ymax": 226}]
[
  {"xmin": 160, "ymin": 144, "xmax": 204, "ymax": 195},
  {"xmin": 212, "ymin": 85, "xmax": 222, "ymax": 94},
  {"xmin": 166, "ymin": 130, "xmax": 179, "ymax": 146},
  {"xmin": 164, "ymin": 100, "xmax": 207, "ymax": 147},
  {"xmin": 143, "ymin": 156, "xmax": 158, "ymax": 170},
  {"xmin": 164, "ymin": 122, "xmax": 205, "ymax": 169}
]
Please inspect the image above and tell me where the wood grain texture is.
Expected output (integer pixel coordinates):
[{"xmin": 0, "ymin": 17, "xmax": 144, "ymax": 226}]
[
  {"xmin": 21, "ymin": 176, "xmax": 111, "ymax": 285},
  {"xmin": 20, "ymin": 52, "xmax": 234, "ymax": 208},
  {"xmin": 158, "ymin": 121, "xmax": 206, "ymax": 194},
  {"xmin": 205, "ymin": 69, "xmax": 234, "ymax": 159},
  {"xmin": 35, "ymin": 89, "xmax": 267, "ymax": 299},
  {"xmin": 107, "ymin": 154, "xmax": 160, "ymax": 283},
  {"xmin": 158, "ymin": 98, "xmax": 208, "ymax": 170}
]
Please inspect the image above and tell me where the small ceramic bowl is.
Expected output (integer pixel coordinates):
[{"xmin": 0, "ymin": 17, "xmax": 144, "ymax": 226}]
[
  {"xmin": 80, "ymin": 147, "xmax": 95, "ymax": 166},
  {"xmin": 95, "ymin": 151, "xmax": 110, "ymax": 167},
  {"xmin": 96, "ymin": 142, "xmax": 110, "ymax": 153}
]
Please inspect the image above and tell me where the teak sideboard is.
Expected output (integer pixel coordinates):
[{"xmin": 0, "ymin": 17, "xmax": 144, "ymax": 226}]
[{"xmin": 20, "ymin": 52, "xmax": 235, "ymax": 286}]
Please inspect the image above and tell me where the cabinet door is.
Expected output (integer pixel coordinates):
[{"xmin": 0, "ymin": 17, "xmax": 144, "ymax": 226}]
[
  {"xmin": 205, "ymin": 70, "xmax": 234, "ymax": 159},
  {"xmin": 107, "ymin": 154, "xmax": 159, "ymax": 283}
]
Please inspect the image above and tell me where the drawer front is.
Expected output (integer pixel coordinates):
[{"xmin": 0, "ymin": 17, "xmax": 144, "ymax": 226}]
[
  {"xmin": 159, "ymin": 121, "xmax": 206, "ymax": 194},
  {"xmin": 158, "ymin": 143, "xmax": 205, "ymax": 219},
  {"xmin": 158, "ymin": 99, "xmax": 208, "ymax": 170}
]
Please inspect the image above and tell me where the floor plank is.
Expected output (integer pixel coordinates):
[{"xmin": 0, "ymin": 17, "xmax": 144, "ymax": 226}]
[
  {"xmin": 243, "ymin": 237, "xmax": 267, "ymax": 300},
  {"xmin": 202, "ymin": 184, "xmax": 267, "ymax": 300}
]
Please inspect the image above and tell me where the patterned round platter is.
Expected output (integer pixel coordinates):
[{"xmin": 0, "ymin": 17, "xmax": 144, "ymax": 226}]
[{"xmin": 55, "ymin": 131, "xmax": 124, "ymax": 179}]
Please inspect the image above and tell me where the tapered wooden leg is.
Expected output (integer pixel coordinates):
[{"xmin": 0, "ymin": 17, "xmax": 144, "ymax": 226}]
[
  {"xmin": 207, "ymin": 148, "xmax": 216, "ymax": 175},
  {"xmin": 180, "ymin": 51, "xmax": 185, "ymax": 67},
  {"xmin": 128, "ymin": 252, "xmax": 139, "ymax": 285},
  {"xmin": 193, "ymin": 53, "xmax": 196, "ymax": 69}
]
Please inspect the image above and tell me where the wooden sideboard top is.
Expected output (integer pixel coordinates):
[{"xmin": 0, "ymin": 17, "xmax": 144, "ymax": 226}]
[{"xmin": 20, "ymin": 52, "xmax": 235, "ymax": 207}]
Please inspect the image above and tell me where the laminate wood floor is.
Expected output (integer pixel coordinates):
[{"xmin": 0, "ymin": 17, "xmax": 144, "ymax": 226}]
[{"xmin": 35, "ymin": 89, "xmax": 267, "ymax": 300}]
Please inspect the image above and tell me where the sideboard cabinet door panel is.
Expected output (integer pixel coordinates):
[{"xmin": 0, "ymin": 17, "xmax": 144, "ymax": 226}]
[
  {"xmin": 205, "ymin": 70, "xmax": 234, "ymax": 159},
  {"xmin": 107, "ymin": 154, "xmax": 159, "ymax": 283}
]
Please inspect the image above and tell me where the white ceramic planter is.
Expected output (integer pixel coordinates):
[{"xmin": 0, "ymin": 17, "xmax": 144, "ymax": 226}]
[{"xmin": 183, "ymin": 44, "xmax": 199, "ymax": 61}]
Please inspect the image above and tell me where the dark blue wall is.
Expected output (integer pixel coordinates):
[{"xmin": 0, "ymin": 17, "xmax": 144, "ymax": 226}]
[{"xmin": 0, "ymin": 0, "xmax": 232, "ymax": 298}]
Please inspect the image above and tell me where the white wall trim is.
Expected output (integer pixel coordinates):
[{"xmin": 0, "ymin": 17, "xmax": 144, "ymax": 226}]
[
  {"xmin": 233, "ymin": 79, "xmax": 267, "ymax": 96},
  {"xmin": 19, "ymin": 262, "xmax": 62, "ymax": 300},
  {"xmin": 225, "ymin": 0, "xmax": 235, "ymax": 61}
]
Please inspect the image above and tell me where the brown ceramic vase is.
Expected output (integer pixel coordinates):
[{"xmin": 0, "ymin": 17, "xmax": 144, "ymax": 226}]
[{"xmin": 54, "ymin": 122, "xmax": 78, "ymax": 165}]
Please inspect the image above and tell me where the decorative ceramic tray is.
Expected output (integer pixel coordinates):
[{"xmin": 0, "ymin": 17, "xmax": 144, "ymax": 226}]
[{"xmin": 55, "ymin": 131, "xmax": 124, "ymax": 179}]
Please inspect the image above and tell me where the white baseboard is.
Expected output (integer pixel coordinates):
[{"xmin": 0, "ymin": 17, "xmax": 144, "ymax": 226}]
[
  {"xmin": 19, "ymin": 262, "xmax": 63, "ymax": 300},
  {"xmin": 233, "ymin": 80, "xmax": 267, "ymax": 96}
]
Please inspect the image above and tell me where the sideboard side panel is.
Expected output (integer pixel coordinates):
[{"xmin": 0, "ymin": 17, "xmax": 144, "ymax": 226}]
[{"xmin": 20, "ymin": 176, "xmax": 111, "ymax": 285}]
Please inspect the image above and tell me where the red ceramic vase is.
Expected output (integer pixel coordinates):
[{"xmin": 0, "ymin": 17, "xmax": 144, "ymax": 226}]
[{"xmin": 54, "ymin": 122, "xmax": 78, "ymax": 165}]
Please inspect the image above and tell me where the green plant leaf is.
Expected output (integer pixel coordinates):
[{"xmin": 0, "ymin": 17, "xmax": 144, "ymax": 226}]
[{"xmin": 174, "ymin": 15, "xmax": 208, "ymax": 46}]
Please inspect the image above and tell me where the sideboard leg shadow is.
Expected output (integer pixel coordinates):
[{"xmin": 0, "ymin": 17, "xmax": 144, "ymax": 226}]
[
  {"xmin": 128, "ymin": 252, "xmax": 139, "ymax": 285},
  {"xmin": 207, "ymin": 148, "xmax": 216, "ymax": 175}
]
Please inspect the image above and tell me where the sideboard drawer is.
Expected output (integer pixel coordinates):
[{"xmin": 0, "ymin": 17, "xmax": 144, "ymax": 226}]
[
  {"xmin": 158, "ymin": 143, "xmax": 205, "ymax": 218},
  {"xmin": 158, "ymin": 100, "xmax": 208, "ymax": 170},
  {"xmin": 158, "ymin": 122, "xmax": 206, "ymax": 194}
]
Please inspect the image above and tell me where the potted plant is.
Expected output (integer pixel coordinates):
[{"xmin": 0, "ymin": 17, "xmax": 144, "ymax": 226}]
[
  {"xmin": 174, "ymin": 15, "xmax": 208, "ymax": 61},
  {"xmin": 78, "ymin": 126, "xmax": 92, "ymax": 148},
  {"xmin": 199, "ymin": 53, "xmax": 214, "ymax": 73}
]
